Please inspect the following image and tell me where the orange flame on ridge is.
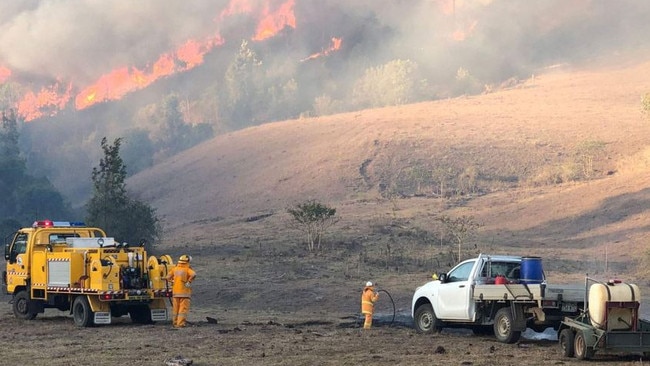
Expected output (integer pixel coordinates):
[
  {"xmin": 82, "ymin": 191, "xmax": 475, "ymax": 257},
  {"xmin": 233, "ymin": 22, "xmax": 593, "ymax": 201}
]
[
  {"xmin": 75, "ymin": 35, "xmax": 224, "ymax": 110},
  {"xmin": 301, "ymin": 37, "xmax": 342, "ymax": 62},
  {"xmin": 0, "ymin": 66, "xmax": 11, "ymax": 83},
  {"xmin": 252, "ymin": 0, "xmax": 296, "ymax": 41},
  {"xmin": 17, "ymin": 82, "xmax": 72, "ymax": 121},
  {"xmin": 451, "ymin": 20, "xmax": 478, "ymax": 41},
  {"xmin": 7, "ymin": 0, "xmax": 296, "ymax": 121}
]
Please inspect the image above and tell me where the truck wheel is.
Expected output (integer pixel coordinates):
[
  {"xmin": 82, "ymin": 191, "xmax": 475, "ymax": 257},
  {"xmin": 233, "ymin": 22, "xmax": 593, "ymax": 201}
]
[
  {"xmin": 559, "ymin": 328, "xmax": 575, "ymax": 357},
  {"xmin": 574, "ymin": 331, "xmax": 594, "ymax": 360},
  {"xmin": 72, "ymin": 296, "xmax": 94, "ymax": 327},
  {"xmin": 414, "ymin": 303, "xmax": 442, "ymax": 334},
  {"xmin": 493, "ymin": 307, "xmax": 521, "ymax": 344},
  {"xmin": 13, "ymin": 290, "xmax": 37, "ymax": 320},
  {"xmin": 129, "ymin": 305, "xmax": 153, "ymax": 324}
]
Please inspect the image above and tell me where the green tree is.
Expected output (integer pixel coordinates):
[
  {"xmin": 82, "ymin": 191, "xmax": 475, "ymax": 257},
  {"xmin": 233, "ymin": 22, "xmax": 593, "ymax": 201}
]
[
  {"xmin": 86, "ymin": 137, "xmax": 160, "ymax": 247},
  {"xmin": 121, "ymin": 129, "xmax": 154, "ymax": 176},
  {"xmin": 287, "ymin": 200, "xmax": 339, "ymax": 252},
  {"xmin": 158, "ymin": 94, "xmax": 191, "ymax": 156},
  {"xmin": 223, "ymin": 40, "xmax": 263, "ymax": 127},
  {"xmin": 352, "ymin": 59, "xmax": 423, "ymax": 109},
  {"xmin": 0, "ymin": 110, "xmax": 71, "ymax": 222}
]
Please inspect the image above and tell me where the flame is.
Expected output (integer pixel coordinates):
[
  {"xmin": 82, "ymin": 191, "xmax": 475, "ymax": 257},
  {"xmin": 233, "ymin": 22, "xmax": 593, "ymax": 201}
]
[
  {"xmin": 252, "ymin": 0, "xmax": 296, "ymax": 41},
  {"xmin": 219, "ymin": 0, "xmax": 254, "ymax": 18},
  {"xmin": 0, "ymin": 66, "xmax": 11, "ymax": 83},
  {"xmin": 8, "ymin": 0, "xmax": 295, "ymax": 121},
  {"xmin": 17, "ymin": 82, "xmax": 72, "ymax": 121},
  {"xmin": 301, "ymin": 37, "xmax": 343, "ymax": 62},
  {"xmin": 75, "ymin": 35, "xmax": 224, "ymax": 110},
  {"xmin": 451, "ymin": 20, "xmax": 478, "ymax": 41}
]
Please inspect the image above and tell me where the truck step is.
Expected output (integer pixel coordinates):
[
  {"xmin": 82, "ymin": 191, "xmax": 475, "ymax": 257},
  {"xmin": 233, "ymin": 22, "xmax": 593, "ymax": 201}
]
[
  {"xmin": 94, "ymin": 312, "xmax": 111, "ymax": 324},
  {"xmin": 151, "ymin": 309, "xmax": 168, "ymax": 321}
]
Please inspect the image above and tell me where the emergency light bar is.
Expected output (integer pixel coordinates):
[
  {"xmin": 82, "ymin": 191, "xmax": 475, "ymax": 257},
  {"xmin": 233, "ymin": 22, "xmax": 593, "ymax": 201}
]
[{"xmin": 32, "ymin": 220, "xmax": 86, "ymax": 228}]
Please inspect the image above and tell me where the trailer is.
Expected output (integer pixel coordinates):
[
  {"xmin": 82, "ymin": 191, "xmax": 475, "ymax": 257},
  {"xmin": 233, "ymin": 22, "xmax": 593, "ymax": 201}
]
[{"xmin": 558, "ymin": 277, "xmax": 650, "ymax": 360}]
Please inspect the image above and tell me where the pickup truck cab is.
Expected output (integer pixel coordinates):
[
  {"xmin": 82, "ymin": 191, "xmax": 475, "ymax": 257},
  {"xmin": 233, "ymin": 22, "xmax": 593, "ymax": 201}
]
[{"xmin": 412, "ymin": 254, "xmax": 584, "ymax": 343}]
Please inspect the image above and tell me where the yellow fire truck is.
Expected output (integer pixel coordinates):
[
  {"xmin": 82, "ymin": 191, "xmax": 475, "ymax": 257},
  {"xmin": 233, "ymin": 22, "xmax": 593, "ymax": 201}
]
[{"xmin": 3, "ymin": 220, "xmax": 175, "ymax": 326}]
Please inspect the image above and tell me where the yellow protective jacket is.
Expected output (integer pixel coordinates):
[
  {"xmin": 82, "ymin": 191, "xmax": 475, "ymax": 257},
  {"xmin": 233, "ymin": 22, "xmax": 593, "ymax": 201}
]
[
  {"xmin": 166, "ymin": 262, "xmax": 196, "ymax": 298},
  {"xmin": 361, "ymin": 286, "xmax": 379, "ymax": 314}
]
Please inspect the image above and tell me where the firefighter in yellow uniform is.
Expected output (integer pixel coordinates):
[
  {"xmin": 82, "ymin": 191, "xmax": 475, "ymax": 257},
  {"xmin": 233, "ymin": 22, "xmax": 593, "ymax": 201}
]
[
  {"xmin": 361, "ymin": 281, "xmax": 379, "ymax": 329},
  {"xmin": 166, "ymin": 254, "xmax": 196, "ymax": 328}
]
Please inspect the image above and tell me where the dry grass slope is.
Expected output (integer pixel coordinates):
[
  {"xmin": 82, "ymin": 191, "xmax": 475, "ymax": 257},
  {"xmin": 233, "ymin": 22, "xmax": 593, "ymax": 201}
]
[{"xmin": 129, "ymin": 55, "xmax": 650, "ymax": 272}]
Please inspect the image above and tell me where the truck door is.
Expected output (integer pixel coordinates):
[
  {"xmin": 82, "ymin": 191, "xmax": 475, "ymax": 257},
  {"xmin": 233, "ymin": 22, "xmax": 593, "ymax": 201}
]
[
  {"xmin": 436, "ymin": 260, "xmax": 476, "ymax": 320},
  {"xmin": 5, "ymin": 233, "xmax": 29, "ymax": 293}
]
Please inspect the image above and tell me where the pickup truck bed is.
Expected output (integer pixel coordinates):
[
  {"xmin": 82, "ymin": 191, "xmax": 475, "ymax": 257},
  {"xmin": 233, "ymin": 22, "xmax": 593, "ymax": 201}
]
[{"xmin": 473, "ymin": 283, "xmax": 585, "ymax": 303}]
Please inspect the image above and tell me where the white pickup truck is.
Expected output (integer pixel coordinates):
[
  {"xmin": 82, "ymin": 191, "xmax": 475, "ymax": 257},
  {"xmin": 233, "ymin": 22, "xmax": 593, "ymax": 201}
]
[{"xmin": 411, "ymin": 254, "xmax": 585, "ymax": 343}]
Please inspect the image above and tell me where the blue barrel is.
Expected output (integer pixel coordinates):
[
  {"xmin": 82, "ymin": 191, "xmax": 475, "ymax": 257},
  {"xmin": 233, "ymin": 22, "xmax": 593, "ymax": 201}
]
[{"xmin": 520, "ymin": 257, "xmax": 544, "ymax": 284}]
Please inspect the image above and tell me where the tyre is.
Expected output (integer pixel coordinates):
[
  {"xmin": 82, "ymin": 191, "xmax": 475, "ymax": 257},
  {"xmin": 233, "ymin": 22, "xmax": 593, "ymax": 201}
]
[
  {"xmin": 559, "ymin": 328, "xmax": 575, "ymax": 357},
  {"xmin": 12, "ymin": 290, "xmax": 37, "ymax": 320},
  {"xmin": 413, "ymin": 303, "xmax": 442, "ymax": 334},
  {"xmin": 72, "ymin": 296, "xmax": 94, "ymax": 327},
  {"xmin": 129, "ymin": 305, "xmax": 153, "ymax": 324},
  {"xmin": 493, "ymin": 307, "xmax": 521, "ymax": 344},
  {"xmin": 574, "ymin": 331, "xmax": 595, "ymax": 360}
]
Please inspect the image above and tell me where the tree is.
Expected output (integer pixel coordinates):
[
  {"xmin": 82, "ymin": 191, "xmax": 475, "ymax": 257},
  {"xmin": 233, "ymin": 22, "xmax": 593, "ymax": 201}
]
[
  {"xmin": 352, "ymin": 59, "xmax": 423, "ymax": 109},
  {"xmin": 287, "ymin": 200, "xmax": 339, "ymax": 252},
  {"xmin": 0, "ymin": 110, "xmax": 24, "ymax": 217},
  {"xmin": 575, "ymin": 140, "xmax": 605, "ymax": 178},
  {"xmin": 436, "ymin": 215, "xmax": 481, "ymax": 262},
  {"xmin": 86, "ymin": 137, "xmax": 160, "ymax": 248},
  {"xmin": 158, "ymin": 94, "xmax": 191, "ymax": 155},
  {"xmin": 223, "ymin": 40, "xmax": 263, "ymax": 128},
  {"xmin": 0, "ymin": 110, "xmax": 71, "ymax": 224},
  {"xmin": 121, "ymin": 129, "xmax": 154, "ymax": 176}
]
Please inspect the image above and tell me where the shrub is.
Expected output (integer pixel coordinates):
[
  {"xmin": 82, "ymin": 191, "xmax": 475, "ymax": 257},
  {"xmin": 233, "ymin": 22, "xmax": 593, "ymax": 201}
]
[
  {"xmin": 642, "ymin": 92, "xmax": 650, "ymax": 115},
  {"xmin": 287, "ymin": 200, "xmax": 339, "ymax": 252}
]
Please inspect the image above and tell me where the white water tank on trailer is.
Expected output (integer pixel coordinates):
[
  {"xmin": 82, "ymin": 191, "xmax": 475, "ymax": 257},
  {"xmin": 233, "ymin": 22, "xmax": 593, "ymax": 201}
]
[{"xmin": 588, "ymin": 282, "xmax": 640, "ymax": 331}]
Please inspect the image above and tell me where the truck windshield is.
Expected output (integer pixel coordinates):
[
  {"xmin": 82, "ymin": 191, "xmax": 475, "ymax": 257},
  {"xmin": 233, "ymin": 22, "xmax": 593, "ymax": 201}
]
[
  {"xmin": 7, "ymin": 233, "xmax": 28, "ymax": 263},
  {"xmin": 13, "ymin": 233, "xmax": 28, "ymax": 254}
]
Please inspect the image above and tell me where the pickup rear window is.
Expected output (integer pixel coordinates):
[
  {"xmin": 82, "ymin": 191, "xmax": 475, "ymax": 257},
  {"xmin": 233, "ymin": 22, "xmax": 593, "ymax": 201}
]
[{"xmin": 480, "ymin": 261, "xmax": 520, "ymax": 279}]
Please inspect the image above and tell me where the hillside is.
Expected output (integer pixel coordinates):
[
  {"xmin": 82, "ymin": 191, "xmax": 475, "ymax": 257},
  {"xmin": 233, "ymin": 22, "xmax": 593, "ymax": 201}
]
[{"xmin": 129, "ymin": 54, "xmax": 650, "ymax": 256}]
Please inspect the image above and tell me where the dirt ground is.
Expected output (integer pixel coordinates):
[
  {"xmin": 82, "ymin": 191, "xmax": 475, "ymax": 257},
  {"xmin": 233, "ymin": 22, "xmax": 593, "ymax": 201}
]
[{"xmin": 1, "ymin": 296, "xmax": 649, "ymax": 366}]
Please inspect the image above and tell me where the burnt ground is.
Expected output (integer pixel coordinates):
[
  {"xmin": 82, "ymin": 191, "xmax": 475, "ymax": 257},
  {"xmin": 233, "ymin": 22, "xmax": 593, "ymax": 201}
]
[{"xmin": 1, "ymin": 296, "xmax": 649, "ymax": 366}]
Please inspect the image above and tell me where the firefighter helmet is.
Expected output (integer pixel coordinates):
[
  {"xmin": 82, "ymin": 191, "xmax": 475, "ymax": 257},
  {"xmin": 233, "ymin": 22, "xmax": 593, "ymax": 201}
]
[
  {"xmin": 179, "ymin": 254, "xmax": 192, "ymax": 263},
  {"xmin": 366, "ymin": 281, "xmax": 373, "ymax": 287}
]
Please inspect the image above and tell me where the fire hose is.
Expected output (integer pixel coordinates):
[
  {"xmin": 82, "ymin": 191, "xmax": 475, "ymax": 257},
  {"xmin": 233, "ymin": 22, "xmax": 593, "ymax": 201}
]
[
  {"xmin": 356, "ymin": 288, "xmax": 396, "ymax": 328},
  {"xmin": 378, "ymin": 289, "xmax": 396, "ymax": 326}
]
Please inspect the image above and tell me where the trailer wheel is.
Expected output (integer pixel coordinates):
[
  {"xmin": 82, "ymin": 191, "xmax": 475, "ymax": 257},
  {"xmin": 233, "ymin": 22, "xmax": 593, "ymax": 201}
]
[
  {"xmin": 559, "ymin": 328, "xmax": 575, "ymax": 357},
  {"xmin": 72, "ymin": 296, "xmax": 94, "ymax": 327},
  {"xmin": 494, "ymin": 307, "xmax": 521, "ymax": 344},
  {"xmin": 574, "ymin": 331, "xmax": 594, "ymax": 360},
  {"xmin": 13, "ymin": 290, "xmax": 37, "ymax": 320},
  {"xmin": 414, "ymin": 303, "xmax": 442, "ymax": 334}
]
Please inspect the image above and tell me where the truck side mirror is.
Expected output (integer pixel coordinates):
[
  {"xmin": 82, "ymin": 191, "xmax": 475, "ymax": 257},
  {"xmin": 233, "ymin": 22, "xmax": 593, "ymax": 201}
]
[
  {"xmin": 4, "ymin": 243, "xmax": 9, "ymax": 261},
  {"xmin": 438, "ymin": 273, "xmax": 447, "ymax": 283}
]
